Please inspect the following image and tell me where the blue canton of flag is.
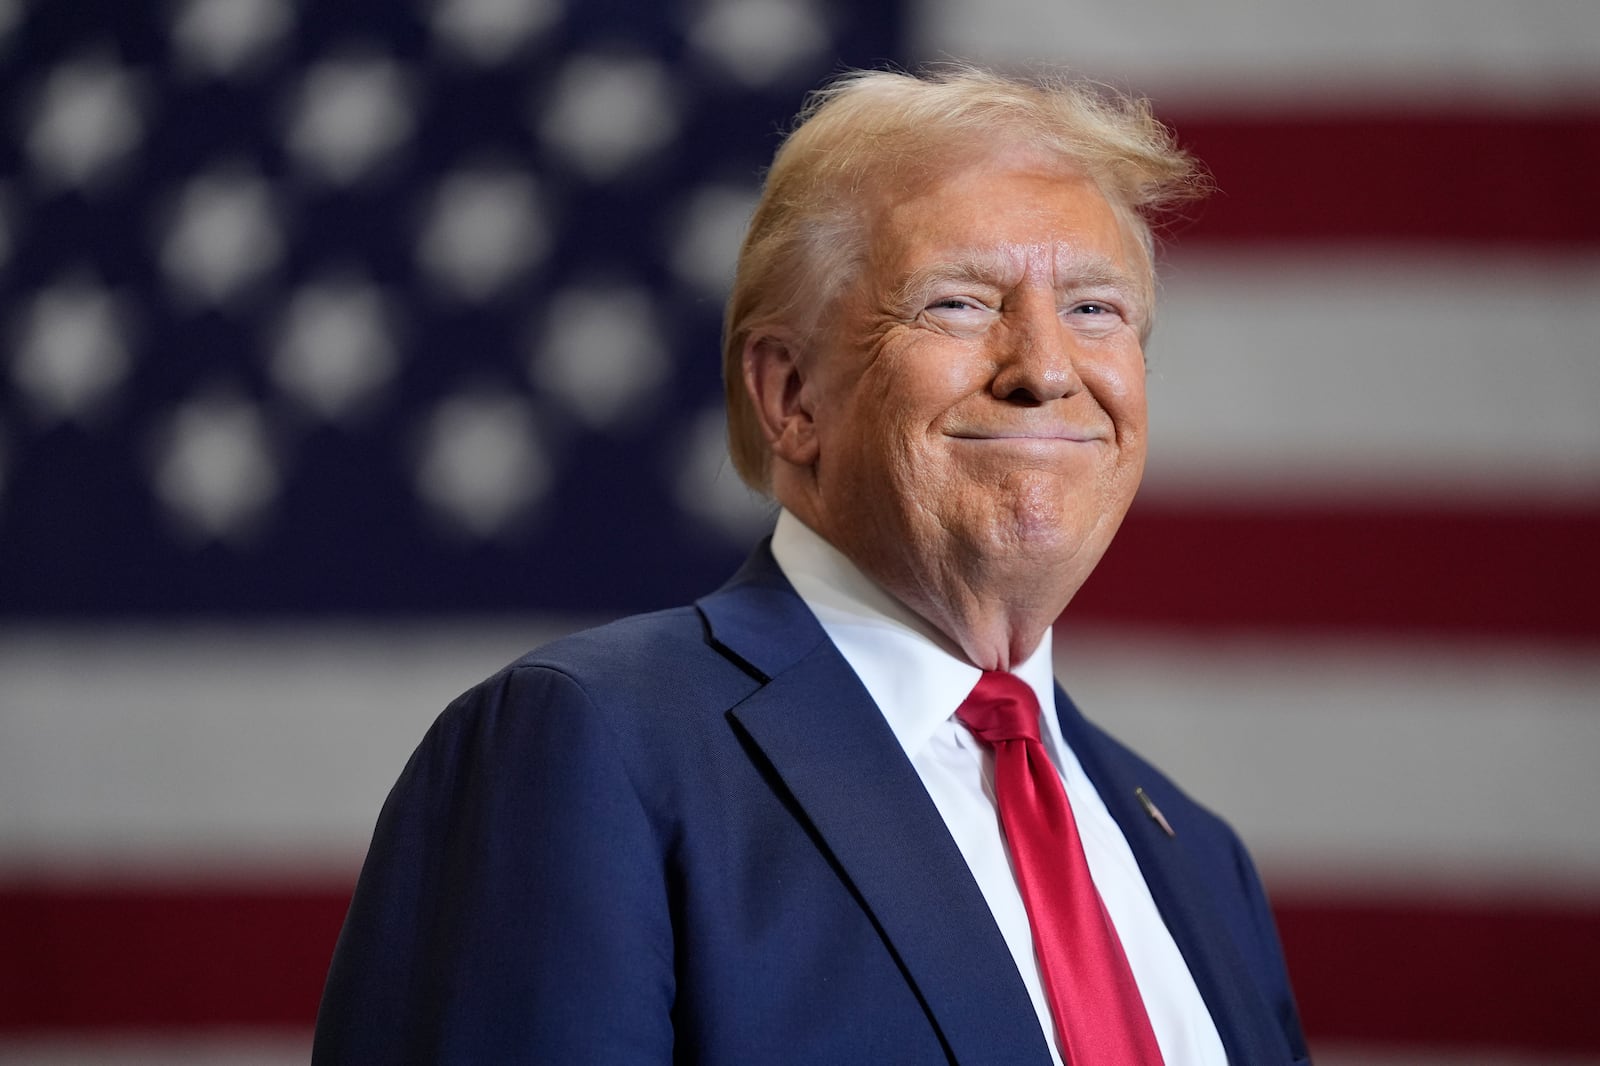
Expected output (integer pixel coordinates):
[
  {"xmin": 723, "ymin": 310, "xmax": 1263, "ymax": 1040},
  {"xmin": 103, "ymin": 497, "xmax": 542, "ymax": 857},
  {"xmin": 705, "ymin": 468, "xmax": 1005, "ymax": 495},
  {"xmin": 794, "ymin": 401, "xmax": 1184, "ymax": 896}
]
[{"xmin": 0, "ymin": 0, "xmax": 905, "ymax": 617}]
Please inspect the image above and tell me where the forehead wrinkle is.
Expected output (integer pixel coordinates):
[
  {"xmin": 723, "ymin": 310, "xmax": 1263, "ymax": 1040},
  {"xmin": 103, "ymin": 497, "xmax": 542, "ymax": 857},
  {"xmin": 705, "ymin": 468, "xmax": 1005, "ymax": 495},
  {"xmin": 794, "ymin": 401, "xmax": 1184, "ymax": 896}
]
[
  {"xmin": 886, "ymin": 242, "xmax": 1142, "ymax": 312},
  {"xmin": 1046, "ymin": 244, "xmax": 1139, "ymax": 291}
]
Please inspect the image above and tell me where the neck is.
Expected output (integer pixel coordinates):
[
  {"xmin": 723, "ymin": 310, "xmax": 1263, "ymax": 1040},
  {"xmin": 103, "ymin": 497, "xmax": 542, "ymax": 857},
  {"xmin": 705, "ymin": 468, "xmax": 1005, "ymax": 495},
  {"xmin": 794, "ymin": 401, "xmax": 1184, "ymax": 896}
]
[
  {"xmin": 777, "ymin": 500, "xmax": 1073, "ymax": 672},
  {"xmin": 881, "ymin": 555, "xmax": 1062, "ymax": 671}
]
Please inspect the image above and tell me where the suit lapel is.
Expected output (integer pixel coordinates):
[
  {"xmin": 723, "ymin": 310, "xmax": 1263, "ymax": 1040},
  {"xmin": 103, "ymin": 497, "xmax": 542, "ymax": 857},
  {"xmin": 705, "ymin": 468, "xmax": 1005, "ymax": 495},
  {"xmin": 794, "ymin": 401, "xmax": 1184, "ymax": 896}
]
[
  {"xmin": 700, "ymin": 547, "xmax": 1052, "ymax": 1065},
  {"xmin": 700, "ymin": 545, "xmax": 1292, "ymax": 1062},
  {"xmin": 1052, "ymin": 688, "xmax": 1291, "ymax": 1063}
]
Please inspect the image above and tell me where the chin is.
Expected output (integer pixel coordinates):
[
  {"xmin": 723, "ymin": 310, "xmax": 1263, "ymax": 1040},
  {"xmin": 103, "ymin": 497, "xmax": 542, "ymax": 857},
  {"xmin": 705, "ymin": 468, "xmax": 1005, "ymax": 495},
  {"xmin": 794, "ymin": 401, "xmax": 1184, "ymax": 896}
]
[
  {"xmin": 1000, "ymin": 489, "xmax": 1125, "ymax": 576},
  {"xmin": 992, "ymin": 479, "xmax": 1084, "ymax": 545}
]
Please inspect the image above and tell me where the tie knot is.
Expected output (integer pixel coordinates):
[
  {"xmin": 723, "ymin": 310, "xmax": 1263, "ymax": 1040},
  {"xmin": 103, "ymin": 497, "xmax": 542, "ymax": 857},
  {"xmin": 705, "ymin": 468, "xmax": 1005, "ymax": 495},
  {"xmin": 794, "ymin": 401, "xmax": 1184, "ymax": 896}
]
[{"xmin": 955, "ymin": 670, "xmax": 1042, "ymax": 745}]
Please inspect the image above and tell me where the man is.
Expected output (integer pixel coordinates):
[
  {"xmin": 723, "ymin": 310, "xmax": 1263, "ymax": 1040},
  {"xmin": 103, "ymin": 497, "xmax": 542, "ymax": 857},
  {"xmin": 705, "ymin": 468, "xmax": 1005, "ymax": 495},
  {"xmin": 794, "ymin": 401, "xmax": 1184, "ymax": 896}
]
[{"xmin": 315, "ymin": 66, "xmax": 1309, "ymax": 1064}]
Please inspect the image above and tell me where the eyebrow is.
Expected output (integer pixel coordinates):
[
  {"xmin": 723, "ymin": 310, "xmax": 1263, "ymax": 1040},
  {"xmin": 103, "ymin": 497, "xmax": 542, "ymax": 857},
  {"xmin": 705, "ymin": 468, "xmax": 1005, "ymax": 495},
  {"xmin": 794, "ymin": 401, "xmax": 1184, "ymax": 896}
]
[
  {"xmin": 887, "ymin": 260, "xmax": 1003, "ymax": 310},
  {"xmin": 887, "ymin": 249, "xmax": 1145, "ymax": 311}
]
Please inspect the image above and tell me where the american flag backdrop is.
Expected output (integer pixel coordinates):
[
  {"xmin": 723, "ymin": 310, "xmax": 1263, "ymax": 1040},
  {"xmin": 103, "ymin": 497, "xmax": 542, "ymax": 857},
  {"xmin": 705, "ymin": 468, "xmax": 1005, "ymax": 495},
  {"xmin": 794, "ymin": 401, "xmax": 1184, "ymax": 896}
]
[{"xmin": 1, "ymin": 1, "xmax": 1597, "ymax": 1063}]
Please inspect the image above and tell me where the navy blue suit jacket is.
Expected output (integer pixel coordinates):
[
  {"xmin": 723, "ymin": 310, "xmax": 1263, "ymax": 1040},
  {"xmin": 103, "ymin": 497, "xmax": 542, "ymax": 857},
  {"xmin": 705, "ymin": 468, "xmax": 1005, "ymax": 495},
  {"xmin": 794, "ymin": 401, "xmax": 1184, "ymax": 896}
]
[{"xmin": 314, "ymin": 545, "xmax": 1309, "ymax": 1064}]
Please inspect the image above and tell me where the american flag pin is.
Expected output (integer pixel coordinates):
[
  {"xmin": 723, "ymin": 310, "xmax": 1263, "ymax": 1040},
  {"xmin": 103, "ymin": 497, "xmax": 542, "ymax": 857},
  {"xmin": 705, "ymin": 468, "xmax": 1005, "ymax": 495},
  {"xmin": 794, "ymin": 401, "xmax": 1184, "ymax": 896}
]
[{"xmin": 1136, "ymin": 787, "xmax": 1176, "ymax": 838}]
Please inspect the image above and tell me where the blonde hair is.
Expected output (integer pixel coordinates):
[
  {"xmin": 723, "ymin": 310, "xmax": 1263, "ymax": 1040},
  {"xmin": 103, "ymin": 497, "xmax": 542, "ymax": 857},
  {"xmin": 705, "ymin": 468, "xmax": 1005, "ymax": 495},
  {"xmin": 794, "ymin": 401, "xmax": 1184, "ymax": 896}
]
[{"xmin": 723, "ymin": 64, "xmax": 1207, "ymax": 491}]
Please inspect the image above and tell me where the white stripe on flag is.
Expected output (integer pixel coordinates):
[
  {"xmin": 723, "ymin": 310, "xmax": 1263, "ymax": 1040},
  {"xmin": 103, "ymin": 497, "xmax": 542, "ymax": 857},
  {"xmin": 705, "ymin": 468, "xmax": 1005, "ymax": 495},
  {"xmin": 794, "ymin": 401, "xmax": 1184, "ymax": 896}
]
[
  {"xmin": 1144, "ymin": 252, "xmax": 1600, "ymax": 502},
  {"xmin": 913, "ymin": 0, "xmax": 1600, "ymax": 105},
  {"xmin": 4, "ymin": 624, "xmax": 1596, "ymax": 897}
]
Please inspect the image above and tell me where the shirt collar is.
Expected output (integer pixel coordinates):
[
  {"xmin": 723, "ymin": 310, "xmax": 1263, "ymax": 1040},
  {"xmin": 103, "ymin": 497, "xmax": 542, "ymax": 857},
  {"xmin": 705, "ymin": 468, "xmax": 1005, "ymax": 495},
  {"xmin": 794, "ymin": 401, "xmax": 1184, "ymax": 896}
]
[{"xmin": 769, "ymin": 509, "xmax": 1058, "ymax": 761}]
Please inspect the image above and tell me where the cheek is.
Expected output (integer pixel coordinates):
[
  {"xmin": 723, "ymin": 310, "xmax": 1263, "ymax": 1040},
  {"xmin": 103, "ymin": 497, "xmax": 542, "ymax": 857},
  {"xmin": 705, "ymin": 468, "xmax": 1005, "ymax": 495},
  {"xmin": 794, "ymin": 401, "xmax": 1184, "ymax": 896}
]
[
  {"xmin": 878, "ymin": 339, "xmax": 989, "ymax": 428},
  {"xmin": 857, "ymin": 347, "xmax": 967, "ymax": 439},
  {"xmin": 1094, "ymin": 347, "xmax": 1148, "ymax": 432},
  {"xmin": 1115, "ymin": 376, "xmax": 1147, "ymax": 430}
]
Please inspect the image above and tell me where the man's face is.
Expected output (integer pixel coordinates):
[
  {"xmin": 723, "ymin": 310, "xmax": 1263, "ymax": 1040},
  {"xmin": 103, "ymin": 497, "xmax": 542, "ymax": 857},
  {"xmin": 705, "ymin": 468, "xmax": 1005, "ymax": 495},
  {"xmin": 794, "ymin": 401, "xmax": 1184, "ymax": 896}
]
[{"xmin": 798, "ymin": 156, "xmax": 1151, "ymax": 607}]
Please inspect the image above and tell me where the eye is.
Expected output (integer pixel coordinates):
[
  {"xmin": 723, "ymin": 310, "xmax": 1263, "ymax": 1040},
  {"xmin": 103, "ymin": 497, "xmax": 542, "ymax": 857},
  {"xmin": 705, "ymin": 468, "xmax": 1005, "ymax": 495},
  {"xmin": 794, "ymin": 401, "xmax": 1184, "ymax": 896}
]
[
  {"xmin": 1063, "ymin": 300, "xmax": 1130, "ymax": 330},
  {"xmin": 918, "ymin": 294, "xmax": 995, "ymax": 327}
]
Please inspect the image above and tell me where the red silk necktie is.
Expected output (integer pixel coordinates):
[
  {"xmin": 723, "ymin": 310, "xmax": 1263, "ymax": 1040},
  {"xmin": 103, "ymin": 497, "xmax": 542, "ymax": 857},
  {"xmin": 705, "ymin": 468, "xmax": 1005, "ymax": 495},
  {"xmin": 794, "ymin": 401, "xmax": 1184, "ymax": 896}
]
[{"xmin": 956, "ymin": 671, "xmax": 1165, "ymax": 1066}]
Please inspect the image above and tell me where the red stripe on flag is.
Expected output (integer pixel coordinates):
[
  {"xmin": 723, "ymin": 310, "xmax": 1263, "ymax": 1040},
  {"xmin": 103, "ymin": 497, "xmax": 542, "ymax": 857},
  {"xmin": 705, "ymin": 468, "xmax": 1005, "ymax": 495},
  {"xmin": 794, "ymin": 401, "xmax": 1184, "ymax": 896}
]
[
  {"xmin": 1072, "ymin": 501, "xmax": 1600, "ymax": 640},
  {"xmin": 0, "ymin": 882, "xmax": 349, "ymax": 1030},
  {"xmin": 1277, "ymin": 893, "xmax": 1600, "ymax": 1056},
  {"xmin": 4, "ymin": 879, "xmax": 1599, "ymax": 1054},
  {"xmin": 1160, "ymin": 111, "xmax": 1600, "ymax": 246}
]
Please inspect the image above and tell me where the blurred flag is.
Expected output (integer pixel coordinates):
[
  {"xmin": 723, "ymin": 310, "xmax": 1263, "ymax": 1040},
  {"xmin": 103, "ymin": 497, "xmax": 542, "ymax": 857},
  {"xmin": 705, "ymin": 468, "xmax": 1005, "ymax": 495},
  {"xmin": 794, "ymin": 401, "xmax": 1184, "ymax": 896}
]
[{"xmin": 2, "ymin": 1, "xmax": 1597, "ymax": 1063}]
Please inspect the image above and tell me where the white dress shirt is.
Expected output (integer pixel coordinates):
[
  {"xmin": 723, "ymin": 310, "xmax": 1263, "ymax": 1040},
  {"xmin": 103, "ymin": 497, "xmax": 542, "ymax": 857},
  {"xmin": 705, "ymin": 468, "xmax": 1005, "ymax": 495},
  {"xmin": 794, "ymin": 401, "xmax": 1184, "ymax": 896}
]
[{"xmin": 770, "ymin": 510, "xmax": 1228, "ymax": 1066}]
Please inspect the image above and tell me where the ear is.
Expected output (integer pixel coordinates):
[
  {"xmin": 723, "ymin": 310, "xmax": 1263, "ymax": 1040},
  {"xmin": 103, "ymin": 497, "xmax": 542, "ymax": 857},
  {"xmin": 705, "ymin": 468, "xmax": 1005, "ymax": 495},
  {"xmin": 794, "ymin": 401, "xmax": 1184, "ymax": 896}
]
[{"xmin": 742, "ymin": 330, "xmax": 820, "ymax": 468}]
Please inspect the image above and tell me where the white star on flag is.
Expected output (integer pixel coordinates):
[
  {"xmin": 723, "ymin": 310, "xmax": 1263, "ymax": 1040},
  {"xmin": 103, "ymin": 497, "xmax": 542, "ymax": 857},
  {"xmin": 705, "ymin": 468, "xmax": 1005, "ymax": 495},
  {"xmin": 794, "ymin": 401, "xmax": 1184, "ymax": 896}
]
[
  {"xmin": 528, "ymin": 284, "xmax": 671, "ymax": 431},
  {"xmin": 159, "ymin": 166, "xmax": 285, "ymax": 305},
  {"xmin": 270, "ymin": 276, "xmax": 401, "ymax": 422},
  {"xmin": 429, "ymin": 0, "xmax": 560, "ymax": 66},
  {"xmin": 285, "ymin": 56, "xmax": 415, "ymax": 185},
  {"xmin": 414, "ymin": 390, "xmax": 550, "ymax": 537},
  {"xmin": 26, "ymin": 56, "xmax": 146, "ymax": 190},
  {"xmin": 536, "ymin": 53, "xmax": 683, "ymax": 180},
  {"xmin": 170, "ymin": 0, "xmax": 295, "ymax": 78},
  {"xmin": 416, "ymin": 166, "xmax": 548, "ymax": 300},
  {"xmin": 150, "ymin": 393, "xmax": 281, "ymax": 542},
  {"xmin": 10, "ymin": 279, "xmax": 133, "ymax": 424},
  {"xmin": 686, "ymin": 0, "xmax": 832, "ymax": 87}
]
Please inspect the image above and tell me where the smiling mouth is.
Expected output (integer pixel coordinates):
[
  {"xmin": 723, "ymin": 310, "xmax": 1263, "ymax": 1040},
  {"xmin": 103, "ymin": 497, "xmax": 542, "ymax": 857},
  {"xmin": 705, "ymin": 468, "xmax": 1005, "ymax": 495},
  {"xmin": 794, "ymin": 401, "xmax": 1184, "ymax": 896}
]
[{"xmin": 949, "ymin": 430, "xmax": 1104, "ymax": 444}]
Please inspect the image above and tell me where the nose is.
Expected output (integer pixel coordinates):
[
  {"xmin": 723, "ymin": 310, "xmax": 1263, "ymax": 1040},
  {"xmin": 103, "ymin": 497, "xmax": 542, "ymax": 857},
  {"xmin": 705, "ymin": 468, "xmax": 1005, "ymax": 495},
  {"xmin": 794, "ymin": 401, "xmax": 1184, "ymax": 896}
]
[{"xmin": 989, "ymin": 298, "xmax": 1082, "ymax": 406}]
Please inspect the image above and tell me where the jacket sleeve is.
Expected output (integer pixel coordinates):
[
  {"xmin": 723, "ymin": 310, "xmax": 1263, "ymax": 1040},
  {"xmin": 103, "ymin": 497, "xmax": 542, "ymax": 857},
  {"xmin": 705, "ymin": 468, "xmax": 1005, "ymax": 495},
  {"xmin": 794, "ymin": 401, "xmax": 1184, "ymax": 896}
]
[{"xmin": 312, "ymin": 664, "xmax": 676, "ymax": 1065}]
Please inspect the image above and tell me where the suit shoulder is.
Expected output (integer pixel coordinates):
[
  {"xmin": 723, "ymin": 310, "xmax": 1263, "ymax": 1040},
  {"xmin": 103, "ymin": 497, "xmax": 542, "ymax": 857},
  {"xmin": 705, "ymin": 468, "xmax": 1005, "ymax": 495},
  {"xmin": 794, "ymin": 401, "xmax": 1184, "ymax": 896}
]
[
  {"xmin": 510, "ymin": 604, "xmax": 755, "ymax": 704},
  {"xmin": 436, "ymin": 605, "xmax": 759, "ymax": 755}
]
